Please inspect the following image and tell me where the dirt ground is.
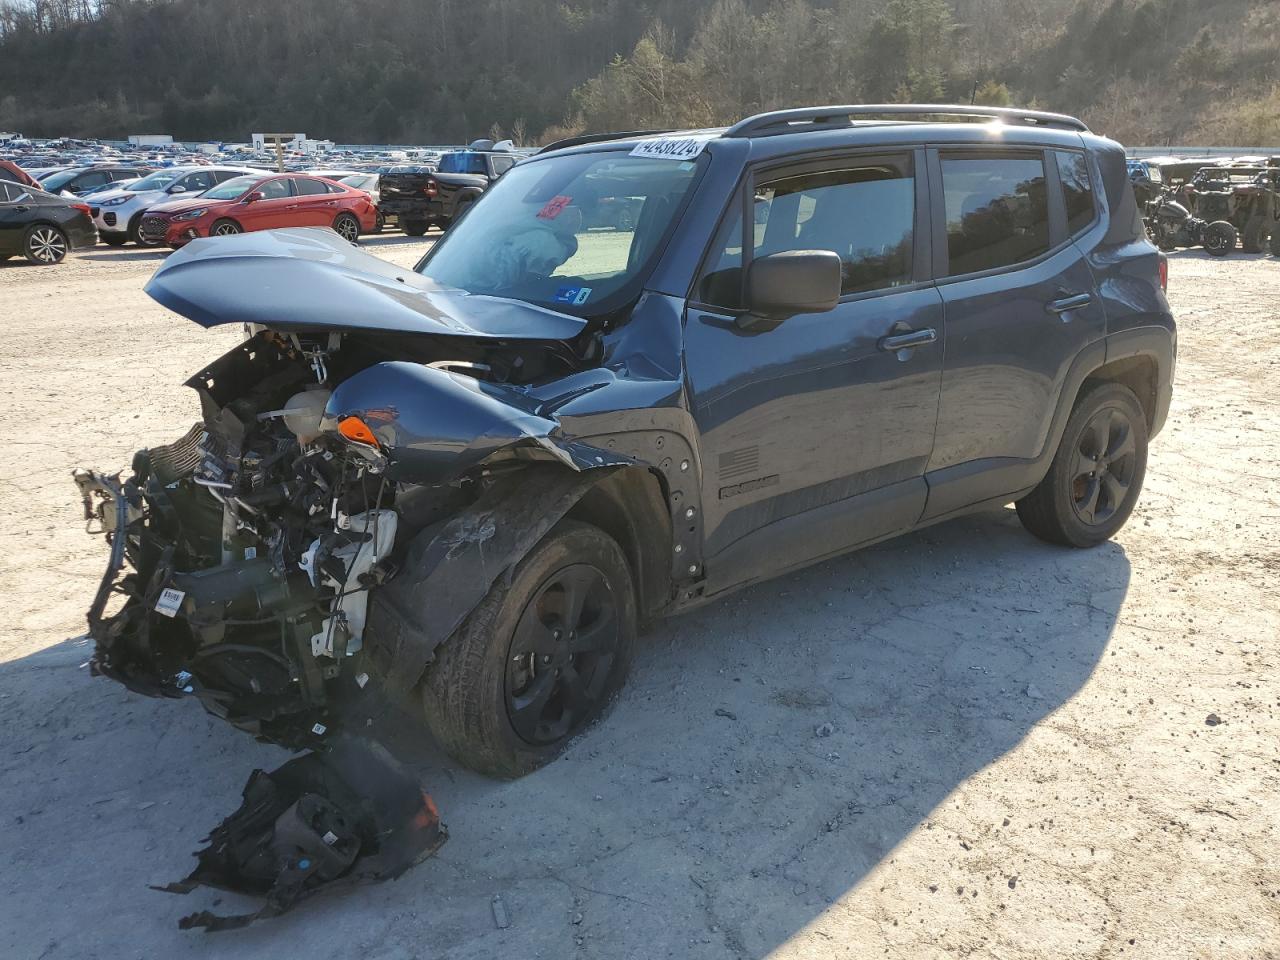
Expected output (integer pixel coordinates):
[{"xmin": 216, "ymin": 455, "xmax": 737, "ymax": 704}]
[{"xmin": 0, "ymin": 238, "xmax": 1277, "ymax": 960}]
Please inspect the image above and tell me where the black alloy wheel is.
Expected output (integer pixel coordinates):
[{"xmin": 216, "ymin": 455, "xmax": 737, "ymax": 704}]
[
  {"xmin": 418, "ymin": 519, "xmax": 636, "ymax": 778},
  {"xmin": 1069, "ymin": 406, "xmax": 1138, "ymax": 526},
  {"xmin": 504, "ymin": 562, "xmax": 620, "ymax": 746},
  {"xmin": 1016, "ymin": 381, "xmax": 1148, "ymax": 548}
]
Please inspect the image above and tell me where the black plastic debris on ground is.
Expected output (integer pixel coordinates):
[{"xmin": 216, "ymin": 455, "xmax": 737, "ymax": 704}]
[{"xmin": 154, "ymin": 736, "xmax": 445, "ymax": 932}]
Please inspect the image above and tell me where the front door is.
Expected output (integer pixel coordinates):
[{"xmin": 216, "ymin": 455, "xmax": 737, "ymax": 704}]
[
  {"xmin": 685, "ymin": 151, "xmax": 943, "ymax": 591},
  {"xmin": 238, "ymin": 176, "xmax": 296, "ymax": 230}
]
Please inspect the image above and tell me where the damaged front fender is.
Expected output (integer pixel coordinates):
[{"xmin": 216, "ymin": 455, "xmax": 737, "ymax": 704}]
[{"xmin": 325, "ymin": 361, "xmax": 632, "ymax": 484}]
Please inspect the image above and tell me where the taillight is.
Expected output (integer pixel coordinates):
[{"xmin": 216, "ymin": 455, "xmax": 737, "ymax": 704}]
[
  {"xmin": 424, "ymin": 178, "xmax": 438, "ymax": 198},
  {"xmin": 1158, "ymin": 256, "xmax": 1168, "ymax": 292},
  {"xmin": 71, "ymin": 203, "xmax": 92, "ymax": 216}
]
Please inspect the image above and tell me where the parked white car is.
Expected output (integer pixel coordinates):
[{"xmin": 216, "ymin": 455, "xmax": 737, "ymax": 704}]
[{"xmin": 90, "ymin": 165, "xmax": 261, "ymax": 246}]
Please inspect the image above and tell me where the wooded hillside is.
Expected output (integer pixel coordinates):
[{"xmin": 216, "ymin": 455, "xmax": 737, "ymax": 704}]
[{"xmin": 1, "ymin": 0, "xmax": 1277, "ymax": 145}]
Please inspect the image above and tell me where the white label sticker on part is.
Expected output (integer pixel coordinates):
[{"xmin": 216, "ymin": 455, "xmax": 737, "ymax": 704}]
[
  {"xmin": 322, "ymin": 830, "xmax": 340, "ymax": 846},
  {"xmin": 154, "ymin": 588, "xmax": 185, "ymax": 618},
  {"xmin": 311, "ymin": 723, "xmax": 327, "ymax": 736},
  {"xmin": 243, "ymin": 546, "xmax": 257, "ymax": 560},
  {"xmin": 630, "ymin": 136, "xmax": 711, "ymax": 162}
]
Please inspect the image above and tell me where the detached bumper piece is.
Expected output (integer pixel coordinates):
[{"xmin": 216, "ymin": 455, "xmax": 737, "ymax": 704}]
[{"xmin": 156, "ymin": 737, "xmax": 445, "ymax": 932}]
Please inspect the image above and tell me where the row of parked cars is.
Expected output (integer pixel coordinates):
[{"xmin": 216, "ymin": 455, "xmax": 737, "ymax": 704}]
[
  {"xmin": 0, "ymin": 139, "xmax": 531, "ymax": 265},
  {"xmin": 1128, "ymin": 154, "xmax": 1280, "ymax": 256}
]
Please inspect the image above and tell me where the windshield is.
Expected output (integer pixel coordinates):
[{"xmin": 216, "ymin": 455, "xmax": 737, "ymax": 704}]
[
  {"xmin": 202, "ymin": 175, "xmax": 258, "ymax": 200},
  {"xmin": 39, "ymin": 169, "xmax": 78, "ymax": 190},
  {"xmin": 417, "ymin": 150, "xmax": 702, "ymax": 312},
  {"xmin": 131, "ymin": 170, "xmax": 182, "ymax": 191},
  {"xmin": 437, "ymin": 152, "xmax": 488, "ymax": 174},
  {"xmin": 340, "ymin": 173, "xmax": 376, "ymax": 190}
]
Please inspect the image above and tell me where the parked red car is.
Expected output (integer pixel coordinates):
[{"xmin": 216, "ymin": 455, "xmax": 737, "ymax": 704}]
[{"xmin": 138, "ymin": 173, "xmax": 377, "ymax": 248}]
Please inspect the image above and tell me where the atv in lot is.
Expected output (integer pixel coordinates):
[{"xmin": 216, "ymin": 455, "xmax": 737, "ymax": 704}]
[
  {"xmin": 77, "ymin": 105, "xmax": 1175, "ymax": 788},
  {"xmin": 1145, "ymin": 185, "xmax": 1239, "ymax": 256},
  {"xmin": 1181, "ymin": 165, "xmax": 1275, "ymax": 252}
]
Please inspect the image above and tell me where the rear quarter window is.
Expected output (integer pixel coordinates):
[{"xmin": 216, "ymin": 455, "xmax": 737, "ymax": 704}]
[{"xmin": 1056, "ymin": 151, "xmax": 1097, "ymax": 235}]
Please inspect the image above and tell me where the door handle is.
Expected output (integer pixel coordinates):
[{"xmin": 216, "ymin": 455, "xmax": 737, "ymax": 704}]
[
  {"xmin": 879, "ymin": 328, "xmax": 937, "ymax": 352},
  {"xmin": 1046, "ymin": 292, "xmax": 1092, "ymax": 314}
]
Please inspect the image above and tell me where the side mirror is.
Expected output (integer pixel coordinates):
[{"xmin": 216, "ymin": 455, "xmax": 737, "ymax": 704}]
[
  {"xmin": 243, "ymin": 191, "xmax": 264, "ymax": 203},
  {"xmin": 168, "ymin": 184, "xmax": 186, "ymax": 194},
  {"xmin": 742, "ymin": 250, "xmax": 842, "ymax": 326}
]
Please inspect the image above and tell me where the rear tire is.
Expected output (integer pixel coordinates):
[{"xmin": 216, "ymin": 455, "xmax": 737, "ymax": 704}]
[
  {"xmin": 1271, "ymin": 226, "xmax": 1280, "ymax": 257},
  {"xmin": 450, "ymin": 199, "xmax": 474, "ymax": 228},
  {"xmin": 402, "ymin": 220, "xmax": 429, "ymax": 237},
  {"xmin": 1241, "ymin": 217, "xmax": 1266, "ymax": 253},
  {"xmin": 421, "ymin": 519, "xmax": 636, "ymax": 779},
  {"xmin": 372, "ymin": 210, "xmax": 385, "ymax": 234},
  {"xmin": 23, "ymin": 224, "xmax": 68, "ymax": 264},
  {"xmin": 1016, "ymin": 382, "xmax": 1148, "ymax": 548},
  {"xmin": 333, "ymin": 212, "xmax": 360, "ymax": 244},
  {"xmin": 1202, "ymin": 220, "xmax": 1236, "ymax": 256}
]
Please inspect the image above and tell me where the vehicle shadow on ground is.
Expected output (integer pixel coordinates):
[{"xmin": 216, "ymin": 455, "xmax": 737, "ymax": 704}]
[
  {"xmin": 0, "ymin": 505, "xmax": 1127, "ymax": 959},
  {"xmin": 74, "ymin": 248, "xmax": 169, "ymax": 263}
]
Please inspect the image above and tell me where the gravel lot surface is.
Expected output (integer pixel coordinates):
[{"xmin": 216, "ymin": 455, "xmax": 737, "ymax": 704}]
[{"xmin": 0, "ymin": 239, "xmax": 1277, "ymax": 959}]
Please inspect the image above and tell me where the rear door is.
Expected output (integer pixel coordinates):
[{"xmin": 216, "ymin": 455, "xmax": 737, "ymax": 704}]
[
  {"xmin": 686, "ymin": 149, "xmax": 944, "ymax": 589},
  {"xmin": 923, "ymin": 146, "xmax": 1105, "ymax": 518},
  {"xmin": 289, "ymin": 177, "xmax": 338, "ymax": 226}
]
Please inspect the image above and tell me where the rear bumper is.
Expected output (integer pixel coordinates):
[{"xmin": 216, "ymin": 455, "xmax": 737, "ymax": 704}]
[
  {"xmin": 378, "ymin": 198, "xmax": 439, "ymax": 222},
  {"xmin": 67, "ymin": 216, "xmax": 98, "ymax": 250}
]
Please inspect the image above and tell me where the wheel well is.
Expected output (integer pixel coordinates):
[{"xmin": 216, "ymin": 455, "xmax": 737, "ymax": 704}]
[
  {"xmin": 1083, "ymin": 355, "xmax": 1158, "ymax": 430},
  {"xmin": 565, "ymin": 467, "xmax": 673, "ymax": 622}
]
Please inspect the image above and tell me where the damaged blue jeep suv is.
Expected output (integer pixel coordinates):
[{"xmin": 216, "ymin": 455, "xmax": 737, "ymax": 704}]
[{"xmin": 79, "ymin": 105, "xmax": 1175, "ymax": 781}]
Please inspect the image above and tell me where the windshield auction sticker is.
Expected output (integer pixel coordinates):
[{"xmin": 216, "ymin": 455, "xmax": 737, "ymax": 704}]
[{"xmin": 630, "ymin": 136, "xmax": 711, "ymax": 161}]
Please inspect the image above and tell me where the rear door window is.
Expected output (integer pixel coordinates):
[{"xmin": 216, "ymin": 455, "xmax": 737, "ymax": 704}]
[
  {"xmin": 294, "ymin": 178, "xmax": 329, "ymax": 196},
  {"xmin": 181, "ymin": 171, "xmax": 215, "ymax": 192},
  {"xmin": 699, "ymin": 155, "xmax": 915, "ymax": 307},
  {"xmin": 1055, "ymin": 151, "xmax": 1097, "ymax": 235},
  {"xmin": 940, "ymin": 152, "xmax": 1050, "ymax": 276}
]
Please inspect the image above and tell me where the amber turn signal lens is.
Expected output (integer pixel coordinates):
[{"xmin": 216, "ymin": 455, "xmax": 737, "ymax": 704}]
[{"xmin": 337, "ymin": 416, "xmax": 380, "ymax": 447}]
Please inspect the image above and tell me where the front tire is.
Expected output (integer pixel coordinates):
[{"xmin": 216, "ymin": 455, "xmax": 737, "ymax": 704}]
[
  {"xmin": 23, "ymin": 224, "xmax": 68, "ymax": 264},
  {"xmin": 1016, "ymin": 382, "xmax": 1148, "ymax": 548},
  {"xmin": 421, "ymin": 520, "xmax": 636, "ymax": 779},
  {"xmin": 210, "ymin": 218, "xmax": 242, "ymax": 237},
  {"xmin": 99, "ymin": 232, "xmax": 127, "ymax": 247}
]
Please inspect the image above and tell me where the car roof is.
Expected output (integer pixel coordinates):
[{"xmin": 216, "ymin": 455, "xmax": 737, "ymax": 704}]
[{"xmin": 539, "ymin": 105, "xmax": 1095, "ymax": 163}]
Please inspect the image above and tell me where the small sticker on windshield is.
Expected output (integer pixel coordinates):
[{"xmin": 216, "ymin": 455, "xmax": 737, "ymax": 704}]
[
  {"xmin": 554, "ymin": 286, "xmax": 592, "ymax": 305},
  {"xmin": 630, "ymin": 137, "xmax": 711, "ymax": 162},
  {"xmin": 537, "ymin": 195, "xmax": 573, "ymax": 220}
]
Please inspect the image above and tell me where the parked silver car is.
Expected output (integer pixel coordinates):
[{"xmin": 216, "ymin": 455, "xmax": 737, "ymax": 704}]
[{"xmin": 90, "ymin": 165, "xmax": 260, "ymax": 246}]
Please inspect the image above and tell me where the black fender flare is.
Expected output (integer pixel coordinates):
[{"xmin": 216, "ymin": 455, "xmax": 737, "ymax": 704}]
[{"xmin": 359, "ymin": 465, "xmax": 623, "ymax": 710}]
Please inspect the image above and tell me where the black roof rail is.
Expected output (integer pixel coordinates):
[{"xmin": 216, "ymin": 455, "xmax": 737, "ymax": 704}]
[
  {"xmin": 724, "ymin": 104, "xmax": 1089, "ymax": 137},
  {"xmin": 537, "ymin": 129, "xmax": 677, "ymax": 154}
]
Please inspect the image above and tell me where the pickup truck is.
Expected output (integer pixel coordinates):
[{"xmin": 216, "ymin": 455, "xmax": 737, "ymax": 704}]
[{"xmin": 379, "ymin": 145, "xmax": 520, "ymax": 235}]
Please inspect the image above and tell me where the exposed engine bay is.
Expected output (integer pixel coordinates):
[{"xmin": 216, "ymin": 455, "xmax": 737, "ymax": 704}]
[
  {"xmin": 76, "ymin": 327, "xmax": 583, "ymax": 747},
  {"xmin": 75, "ymin": 320, "xmax": 605, "ymax": 927}
]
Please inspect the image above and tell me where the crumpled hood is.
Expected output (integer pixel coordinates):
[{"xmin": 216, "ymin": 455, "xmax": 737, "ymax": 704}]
[{"xmin": 143, "ymin": 227, "xmax": 589, "ymax": 340}]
